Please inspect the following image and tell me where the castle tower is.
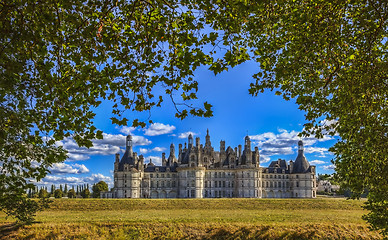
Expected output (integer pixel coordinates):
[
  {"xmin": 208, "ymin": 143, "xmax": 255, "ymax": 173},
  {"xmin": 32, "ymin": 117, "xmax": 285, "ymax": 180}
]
[
  {"xmin": 244, "ymin": 135, "xmax": 251, "ymax": 152},
  {"xmin": 220, "ymin": 140, "xmax": 225, "ymax": 152},
  {"xmin": 205, "ymin": 129, "xmax": 211, "ymax": 147},
  {"xmin": 293, "ymin": 140, "xmax": 310, "ymax": 173},
  {"xmin": 126, "ymin": 135, "xmax": 133, "ymax": 156},
  {"xmin": 244, "ymin": 135, "xmax": 252, "ymax": 165},
  {"xmin": 114, "ymin": 153, "xmax": 120, "ymax": 170},
  {"xmin": 168, "ymin": 143, "xmax": 177, "ymax": 166},
  {"xmin": 162, "ymin": 152, "xmax": 166, "ymax": 166},
  {"xmin": 188, "ymin": 134, "xmax": 193, "ymax": 149}
]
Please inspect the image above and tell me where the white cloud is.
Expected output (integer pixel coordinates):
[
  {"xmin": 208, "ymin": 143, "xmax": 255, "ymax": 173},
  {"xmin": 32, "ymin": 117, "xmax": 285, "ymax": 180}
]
[
  {"xmin": 67, "ymin": 153, "xmax": 90, "ymax": 161},
  {"xmin": 152, "ymin": 147, "xmax": 166, "ymax": 152},
  {"xmin": 49, "ymin": 163, "xmax": 90, "ymax": 174},
  {"xmin": 38, "ymin": 173, "xmax": 113, "ymax": 188},
  {"xmin": 140, "ymin": 148, "xmax": 148, "ymax": 154},
  {"xmin": 118, "ymin": 126, "xmax": 136, "ymax": 135},
  {"xmin": 310, "ymin": 160, "xmax": 326, "ymax": 165},
  {"xmin": 58, "ymin": 132, "xmax": 151, "ymax": 162},
  {"xmin": 144, "ymin": 156, "xmax": 162, "ymax": 166},
  {"xmin": 178, "ymin": 131, "xmax": 196, "ymax": 139},
  {"xmin": 323, "ymin": 164, "xmax": 335, "ymax": 170},
  {"xmin": 139, "ymin": 147, "xmax": 166, "ymax": 155},
  {"xmin": 250, "ymin": 129, "xmax": 333, "ymax": 159},
  {"xmin": 304, "ymin": 147, "xmax": 330, "ymax": 157},
  {"xmin": 259, "ymin": 155, "xmax": 271, "ymax": 164},
  {"xmin": 144, "ymin": 123, "xmax": 176, "ymax": 136}
]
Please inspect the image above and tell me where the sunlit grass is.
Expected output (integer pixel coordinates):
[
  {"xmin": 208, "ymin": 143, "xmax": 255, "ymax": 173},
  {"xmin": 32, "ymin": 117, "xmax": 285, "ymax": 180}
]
[{"xmin": 0, "ymin": 198, "xmax": 382, "ymax": 239}]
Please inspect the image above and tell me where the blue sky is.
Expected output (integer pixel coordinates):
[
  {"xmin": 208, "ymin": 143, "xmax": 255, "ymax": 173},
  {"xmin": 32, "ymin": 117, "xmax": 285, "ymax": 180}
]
[{"xmin": 39, "ymin": 60, "xmax": 337, "ymax": 188}]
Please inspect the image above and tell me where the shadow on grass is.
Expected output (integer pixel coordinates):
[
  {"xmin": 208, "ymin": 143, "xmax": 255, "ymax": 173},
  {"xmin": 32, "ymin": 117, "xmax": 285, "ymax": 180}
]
[
  {"xmin": 204, "ymin": 226, "xmax": 318, "ymax": 240},
  {"xmin": 0, "ymin": 223, "xmax": 22, "ymax": 239}
]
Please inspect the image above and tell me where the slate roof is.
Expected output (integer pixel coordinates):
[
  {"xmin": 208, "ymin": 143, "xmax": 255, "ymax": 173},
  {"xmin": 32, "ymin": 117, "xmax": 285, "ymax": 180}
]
[{"xmin": 118, "ymin": 148, "xmax": 136, "ymax": 171}]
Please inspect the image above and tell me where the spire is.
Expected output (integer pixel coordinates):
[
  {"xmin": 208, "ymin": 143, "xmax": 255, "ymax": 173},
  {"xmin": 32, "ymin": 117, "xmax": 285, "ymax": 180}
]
[
  {"xmin": 205, "ymin": 128, "xmax": 211, "ymax": 147},
  {"xmin": 244, "ymin": 135, "xmax": 251, "ymax": 151},
  {"xmin": 188, "ymin": 134, "xmax": 193, "ymax": 148}
]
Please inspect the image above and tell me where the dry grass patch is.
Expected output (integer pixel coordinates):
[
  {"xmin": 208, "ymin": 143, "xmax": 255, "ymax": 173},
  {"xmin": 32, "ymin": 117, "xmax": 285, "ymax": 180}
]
[{"xmin": 0, "ymin": 198, "xmax": 383, "ymax": 239}]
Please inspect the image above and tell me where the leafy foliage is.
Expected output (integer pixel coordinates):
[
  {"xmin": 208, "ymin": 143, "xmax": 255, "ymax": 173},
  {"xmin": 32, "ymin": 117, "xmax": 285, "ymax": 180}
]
[
  {"xmin": 81, "ymin": 189, "xmax": 91, "ymax": 199},
  {"xmin": 92, "ymin": 181, "xmax": 108, "ymax": 198},
  {"xmin": 0, "ymin": 0, "xmax": 386, "ymax": 234},
  {"xmin": 38, "ymin": 189, "xmax": 49, "ymax": 199},
  {"xmin": 203, "ymin": 0, "xmax": 387, "ymax": 235},
  {"xmin": 67, "ymin": 189, "xmax": 76, "ymax": 199},
  {"xmin": 0, "ymin": 0, "xmax": 231, "ymax": 223},
  {"xmin": 54, "ymin": 189, "xmax": 63, "ymax": 199}
]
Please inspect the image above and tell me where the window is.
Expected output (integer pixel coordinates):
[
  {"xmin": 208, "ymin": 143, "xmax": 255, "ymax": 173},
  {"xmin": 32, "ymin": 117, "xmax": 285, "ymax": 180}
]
[
  {"xmin": 296, "ymin": 182, "xmax": 299, "ymax": 187},
  {"xmin": 274, "ymin": 175, "xmax": 276, "ymax": 179},
  {"xmin": 296, "ymin": 175, "xmax": 299, "ymax": 179},
  {"xmin": 150, "ymin": 174, "xmax": 153, "ymax": 178},
  {"xmin": 162, "ymin": 174, "xmax": 165, "ymax": 178}
]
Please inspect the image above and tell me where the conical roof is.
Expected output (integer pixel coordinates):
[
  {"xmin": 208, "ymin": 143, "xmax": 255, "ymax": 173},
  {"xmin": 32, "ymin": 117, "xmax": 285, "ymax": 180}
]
[{"xmin": 293, "ymin": 140, "xmax": 310, "ymax": 173}]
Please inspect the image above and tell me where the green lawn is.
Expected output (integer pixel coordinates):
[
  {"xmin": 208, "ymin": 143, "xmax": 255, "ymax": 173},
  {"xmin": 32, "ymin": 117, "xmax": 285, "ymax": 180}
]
[{"xmin": 0, "ymin": 198, "xmax": 383, "ymax": 239}]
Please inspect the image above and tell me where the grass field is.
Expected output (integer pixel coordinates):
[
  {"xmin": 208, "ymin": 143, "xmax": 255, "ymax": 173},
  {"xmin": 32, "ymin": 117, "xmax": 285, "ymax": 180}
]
[{"xmin": 0, "ymin": 198, "xmax": 383, "ymax": 239}]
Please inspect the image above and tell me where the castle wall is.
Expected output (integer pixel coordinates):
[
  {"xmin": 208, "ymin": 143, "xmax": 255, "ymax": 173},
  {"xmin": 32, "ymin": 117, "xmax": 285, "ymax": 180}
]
[{"xmin": 105, "ymin": 133, "xmax": 318, "ymax": 199}]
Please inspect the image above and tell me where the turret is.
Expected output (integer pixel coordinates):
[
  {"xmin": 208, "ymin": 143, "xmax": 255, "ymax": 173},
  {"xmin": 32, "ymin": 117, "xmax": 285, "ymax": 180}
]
[
  {"xmin": 220, "ymin": 140, "xmax": 225, "ymax": 152},
  {"xmin": 126, "ymin": 135, "xmax": 133, "ymax": 155},
  {"xmin": 238, "ymin": 145, "xmax": 242, "ymax": 157},
  {"xmin": 139, "ymin": 155, "xmax": 144, "ymax": 171},
  {"xmin": 168, "ymin": 143, "xmax": 177, "ymax": 165},
  {"xmin": 254, "ymin": 146, "xmax": 260, "ymax": 165},
  {"xmin": 293, "ymin": 140, "xmax": 310, "ymax": 173},
  {"xmin": 114, "ymin": 153, "xmax": 120, "ymax": 170},
  {"xmin": 244, "ymin": 135, "xmax": 251, "ymax": 152},
  {"xmin": 162, "ymin": 152, "xmax": 166, "ymax": 166},
  {"xmin": 188, "ymin": 134, "xmax": 194, "ymax": 149},
  {"xmin": 196, "ymin": 137, "xmax": 200, "ymax": 148},
  {"xmin": 205, "ymin": 128, "xmax": 211, "ymax": 147}
]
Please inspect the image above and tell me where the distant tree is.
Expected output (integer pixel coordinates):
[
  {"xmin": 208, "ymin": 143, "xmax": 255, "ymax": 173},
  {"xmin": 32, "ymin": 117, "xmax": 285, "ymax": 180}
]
[
  {"xmin": 64, "ymin": 184, "xmax": 68, "ymax": 194},
  {"xmin": 38, "ymin": 189, "xmax": 49, "ymax": 199},
  {"xmin": 50, "ymin": 185, "xmax": 55, "ymax": 195},
  {"xmin": 54, "ymin": 189, "xmax": 63, "ymax": 199},
  {"xmin": 92, "ymin": 181, "xmax": 109, "ymax": 198},
  {"xmin": 67, "ymin": 189, "xmax": 76, "ymax": 199},
  {"xmin": 76, "ymin": 186, "xmax": 79, "ymax": 195},
  {"xmin": 81, "ymin": 189, "xmax": 91, "ymax": 199}
]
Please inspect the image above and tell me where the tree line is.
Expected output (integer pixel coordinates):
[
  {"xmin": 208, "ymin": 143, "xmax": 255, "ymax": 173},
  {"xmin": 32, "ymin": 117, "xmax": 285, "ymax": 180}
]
[{"xmin": 27, "ymin": 181, "xmax": 108, "ymax": 199}]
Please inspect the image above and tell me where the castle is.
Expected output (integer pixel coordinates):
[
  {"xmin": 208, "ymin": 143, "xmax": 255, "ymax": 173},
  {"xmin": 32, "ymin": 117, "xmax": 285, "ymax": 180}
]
[{"xmin": 101, "ymin": 130, "xmax": 317, "ymax": 198}]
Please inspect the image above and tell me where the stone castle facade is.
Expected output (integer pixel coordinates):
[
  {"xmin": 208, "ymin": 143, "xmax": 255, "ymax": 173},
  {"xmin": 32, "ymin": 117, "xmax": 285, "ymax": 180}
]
[{"xmin": 101, "ymin": 130, "xmax": 317, "ymax": 198}]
